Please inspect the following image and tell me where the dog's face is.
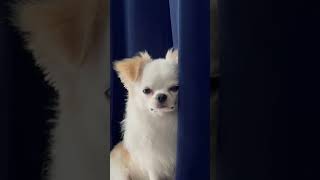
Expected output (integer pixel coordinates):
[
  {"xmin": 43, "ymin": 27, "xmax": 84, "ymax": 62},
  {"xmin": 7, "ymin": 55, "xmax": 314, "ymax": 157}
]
[
  {"xmin": 114, "ymin": 49, "xmax": 179, "ymax": 116},
  {"xmin": 136, "ymin": 57, "xmax": 178, "ymax": 114}
]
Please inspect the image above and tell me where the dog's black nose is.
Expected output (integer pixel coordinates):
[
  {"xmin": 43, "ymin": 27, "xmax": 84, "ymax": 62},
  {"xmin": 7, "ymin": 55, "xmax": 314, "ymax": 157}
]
[{"xmin": 157, "ymin": 94, "xmax": 167, "ymax": 103}]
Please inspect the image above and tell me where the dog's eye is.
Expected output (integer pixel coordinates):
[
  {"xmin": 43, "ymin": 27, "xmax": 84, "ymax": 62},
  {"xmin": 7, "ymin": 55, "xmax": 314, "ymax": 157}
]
[
  {"xmin": 169, "ymin": 85, "xmax": 179, "ymax": 92},
  {"xmin": 143, "ymin": 88, "xmax": 152, "ymax": 94}
]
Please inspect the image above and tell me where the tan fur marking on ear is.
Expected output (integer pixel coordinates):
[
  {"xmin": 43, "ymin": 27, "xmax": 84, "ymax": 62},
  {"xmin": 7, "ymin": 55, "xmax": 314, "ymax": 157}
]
[
  {"xmin": 12, "ymin": 0, "xmax": 105, "ymax": 66},
  {"xmin": 165, "ymin": 48, "xmax": 179, "ymax": 62},
  {"xmin": 139, "ymin": 51, "xmax": 152, "ymax": 60},
  {"xmin": 114, "ymin": 53, "xmax": 151, "ymax": 88}
]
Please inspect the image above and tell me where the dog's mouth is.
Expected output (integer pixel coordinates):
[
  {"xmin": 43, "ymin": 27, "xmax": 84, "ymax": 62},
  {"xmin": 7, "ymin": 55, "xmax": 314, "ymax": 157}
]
[
  {"xmin": 157, "ymin": 104, "xmax": 168, "ymax": 109},
  {"xmin": 150, "ymin": 105, "xmax": 175, "ymax": 112}
]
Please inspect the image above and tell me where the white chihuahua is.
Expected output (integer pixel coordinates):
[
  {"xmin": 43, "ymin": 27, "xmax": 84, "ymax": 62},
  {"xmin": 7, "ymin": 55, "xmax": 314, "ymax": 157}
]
[{"xmin": 111, "ymin": 49, "xmax": 179, "ymax": 180}]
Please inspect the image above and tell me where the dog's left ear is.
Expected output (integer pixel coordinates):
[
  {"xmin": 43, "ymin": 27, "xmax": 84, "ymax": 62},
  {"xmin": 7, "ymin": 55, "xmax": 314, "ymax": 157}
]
[
  {"xmin": 114, "ymin": 51, "xmax": 151, "ymax": 89},
  {"xmin": 12, "ymin": 0, "xmax": 106, "ymax": 66},
  {"xmin": 165, "ymin": 48, "xmax": 179, "ymax": 63}
]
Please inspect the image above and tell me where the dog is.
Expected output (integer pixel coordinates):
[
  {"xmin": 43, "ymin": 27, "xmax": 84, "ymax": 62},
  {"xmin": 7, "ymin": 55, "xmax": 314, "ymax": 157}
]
[
  {"xmin": 12, "ymin": 0, "xmax": 109, "ymax": 179},
  {"xmin": 110, "ymin": 49, "xmax": 179, "ymax": 180}
]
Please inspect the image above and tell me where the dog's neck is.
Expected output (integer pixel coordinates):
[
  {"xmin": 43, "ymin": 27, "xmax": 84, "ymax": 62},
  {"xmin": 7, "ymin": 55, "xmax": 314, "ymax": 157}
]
[
  {"xmin": 123, "ymin": 94, "xmax": 178, "ymax": 146},
  {"xmin": 122, "ymin": 93, "xmax": 177, "ymax": 177}
]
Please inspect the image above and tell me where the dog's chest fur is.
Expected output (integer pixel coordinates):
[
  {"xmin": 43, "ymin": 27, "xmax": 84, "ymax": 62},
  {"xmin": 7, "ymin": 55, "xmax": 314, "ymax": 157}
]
[{"xmin": 124, "ymin": 100, "xmax": 177, "ymax": 178}]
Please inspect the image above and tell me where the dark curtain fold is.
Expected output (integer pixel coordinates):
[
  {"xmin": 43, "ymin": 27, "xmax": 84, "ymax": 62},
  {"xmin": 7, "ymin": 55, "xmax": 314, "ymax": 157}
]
[
  {"xmin": 1, "ymin": 1, "xmax": 10, "ymax": 179},
  {"xmin": 217, "ymin": 0, "xmax": 320, "ymax": 180},
  {"xmin": 110, "ymin": 0, "xmax": 211, "ymax": 179},
  {"xmin": 170, "ymin": 0, "xmax": 211, "ymax": 179}
]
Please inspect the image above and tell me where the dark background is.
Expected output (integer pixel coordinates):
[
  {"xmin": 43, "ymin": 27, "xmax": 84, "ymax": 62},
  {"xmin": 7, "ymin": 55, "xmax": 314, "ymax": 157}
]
[
  {"xmin": 217, "ymin": 0, "xmax": 320, "ymax": 179},
  {"xmin": 1, "ymin": 0, "xmax": 56, "ymax": 179}
]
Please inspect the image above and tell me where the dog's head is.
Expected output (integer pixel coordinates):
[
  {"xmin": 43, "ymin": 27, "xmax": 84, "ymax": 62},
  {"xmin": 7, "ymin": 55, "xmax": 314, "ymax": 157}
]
[{"xmin": 114, "ymin": 49, "xmax": 179, "ymax": 116}]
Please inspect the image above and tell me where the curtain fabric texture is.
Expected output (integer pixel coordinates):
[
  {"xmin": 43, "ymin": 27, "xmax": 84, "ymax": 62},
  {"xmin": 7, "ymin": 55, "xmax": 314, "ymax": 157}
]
[{"xmin": 110, "ymin": 0, "xmax": 211, "ymax": 179}]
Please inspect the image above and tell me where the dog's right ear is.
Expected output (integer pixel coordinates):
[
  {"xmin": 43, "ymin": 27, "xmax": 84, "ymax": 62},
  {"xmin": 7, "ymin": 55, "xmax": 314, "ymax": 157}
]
[
  {"xmin": 165, "ymin": 48, "xmax": 178, "ymax": 63},
  {"xmin": 114, "ymin": 51, "xmax": 151, "ymax": 89}
]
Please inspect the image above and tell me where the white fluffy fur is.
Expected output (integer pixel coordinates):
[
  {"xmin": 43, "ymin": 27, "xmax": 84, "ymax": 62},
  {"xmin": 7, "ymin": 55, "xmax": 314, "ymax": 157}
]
[
  {"xmin": 13, "ymin": 0, "xmax": 109, "ymax": 180},
  {"xmin": 111, "ymin": 50, "xmax": 179, "ymax": 180}
]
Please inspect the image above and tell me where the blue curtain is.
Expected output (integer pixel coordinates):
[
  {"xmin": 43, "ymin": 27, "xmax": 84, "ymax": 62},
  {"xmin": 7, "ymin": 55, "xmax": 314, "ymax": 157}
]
[{"xmin": 110, "ymin": 0, "xmax": 211, "ymax": 179}]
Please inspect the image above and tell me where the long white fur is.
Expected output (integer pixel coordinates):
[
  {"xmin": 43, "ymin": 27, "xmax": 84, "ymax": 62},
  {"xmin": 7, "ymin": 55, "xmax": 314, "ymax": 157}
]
[
  {"xmin": 12, "ymin": 0, "xmax": 109, "ymax": 180},
  {"xmin": 111, "ymin": 50, "xmax": 179, "ymax": 180}
]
